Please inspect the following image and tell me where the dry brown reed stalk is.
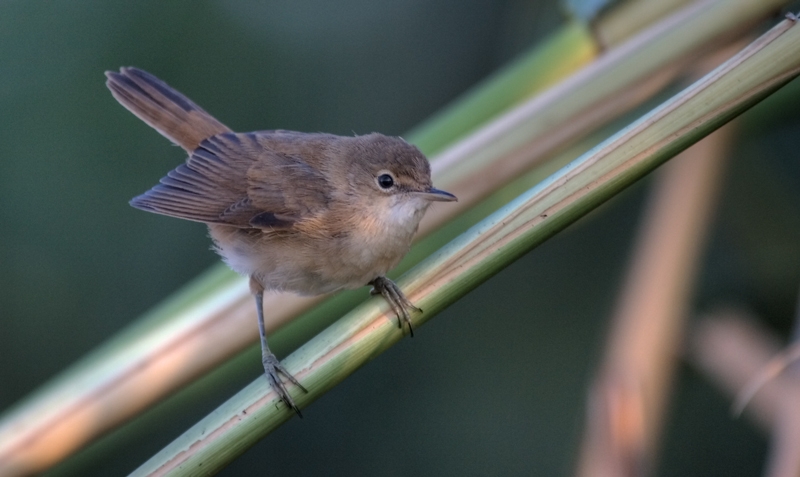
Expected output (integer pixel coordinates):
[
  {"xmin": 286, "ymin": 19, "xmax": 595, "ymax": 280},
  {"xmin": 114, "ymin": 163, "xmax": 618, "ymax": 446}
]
[{"xmin": 575, "ymin": 123, "xmax": 732, "ymax": 477}]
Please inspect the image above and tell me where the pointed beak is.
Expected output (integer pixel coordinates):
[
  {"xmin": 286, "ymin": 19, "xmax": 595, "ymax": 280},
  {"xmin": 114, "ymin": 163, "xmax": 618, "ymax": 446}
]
[{"xmin": 414, "ymin": 187, "xmax": 458, "ymax": 202}]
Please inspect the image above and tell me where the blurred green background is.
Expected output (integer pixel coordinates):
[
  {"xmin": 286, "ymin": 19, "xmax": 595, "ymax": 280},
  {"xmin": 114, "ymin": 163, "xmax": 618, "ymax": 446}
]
[{"xmin": 2, "ymin": 1, "xmax": 799, "ymax": 475}]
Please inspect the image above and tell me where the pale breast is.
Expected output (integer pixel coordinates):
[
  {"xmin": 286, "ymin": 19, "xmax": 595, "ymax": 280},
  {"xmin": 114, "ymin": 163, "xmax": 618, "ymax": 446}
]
[{"xmin": 208, "ymin": 195, "xmax": 430, "ymax": 296}]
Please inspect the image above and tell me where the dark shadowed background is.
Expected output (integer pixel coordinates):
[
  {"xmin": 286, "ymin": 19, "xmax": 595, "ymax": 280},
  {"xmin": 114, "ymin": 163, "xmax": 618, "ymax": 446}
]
[{"xmin": 2, "ymin": 1, "xmax": 799, "ymax": 475}]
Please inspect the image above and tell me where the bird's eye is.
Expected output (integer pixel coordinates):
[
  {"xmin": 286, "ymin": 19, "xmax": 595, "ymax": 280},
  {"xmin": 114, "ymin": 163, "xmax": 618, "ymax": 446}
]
[{"xmin": 377, "ymin": 174, "xmax": 395, "ymax": 189}]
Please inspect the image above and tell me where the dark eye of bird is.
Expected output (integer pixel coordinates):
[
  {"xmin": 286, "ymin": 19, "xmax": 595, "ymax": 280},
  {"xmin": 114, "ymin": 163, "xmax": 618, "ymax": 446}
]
[{"xmin": 377, "ymin": 174, "xmax": 394, "ymax": 189}]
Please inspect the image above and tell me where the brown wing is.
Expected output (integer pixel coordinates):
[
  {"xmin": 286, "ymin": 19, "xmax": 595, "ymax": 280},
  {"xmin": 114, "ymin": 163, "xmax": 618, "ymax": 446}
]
[{"xmin": 130, "ymin": 132, "xmax": 331, "ymax": 228}]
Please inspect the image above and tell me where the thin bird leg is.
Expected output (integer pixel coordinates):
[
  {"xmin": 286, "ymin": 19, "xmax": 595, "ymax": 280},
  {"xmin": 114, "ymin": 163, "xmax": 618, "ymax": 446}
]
[
  {"xmin": 254, "ymin": 291, "xmax": 308, "ymax": 417},
  {"xmin": 369, "ymin": 276, "xmax": 421, "ymax": 337}
]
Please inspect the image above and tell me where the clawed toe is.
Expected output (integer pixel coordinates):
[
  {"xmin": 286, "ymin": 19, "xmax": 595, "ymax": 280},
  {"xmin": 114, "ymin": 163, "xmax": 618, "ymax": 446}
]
[
  {"xmin": 263, "ymin": 354, "xmax": 307, "ymax": 417},
  {"xmin": 369, "ymin": 276, "xmax": 421, "ymax": 337}
]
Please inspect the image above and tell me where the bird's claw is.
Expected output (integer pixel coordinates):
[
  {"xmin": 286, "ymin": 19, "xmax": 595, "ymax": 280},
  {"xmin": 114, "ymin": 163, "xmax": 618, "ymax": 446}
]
[
  {"xmin": 262, "ymin": 353, "xmax": 307, "ymax": 417},
  {"xmin": 369, "ymin": 276, "xmax": 421, "ymax": 337}
]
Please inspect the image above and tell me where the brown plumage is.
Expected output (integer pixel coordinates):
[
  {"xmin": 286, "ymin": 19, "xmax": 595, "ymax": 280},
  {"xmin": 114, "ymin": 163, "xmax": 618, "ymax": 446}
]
[{"xmin": 106, "ymin": 67, "xmax": 456, "ymax": 416}]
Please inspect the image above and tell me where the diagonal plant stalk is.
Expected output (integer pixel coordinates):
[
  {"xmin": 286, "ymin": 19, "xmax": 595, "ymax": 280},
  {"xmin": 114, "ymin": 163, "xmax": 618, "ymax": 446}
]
[
  {"xmin": 132, "ymin": 15, "xmax": 800, "ymax": 476},
  {"xmin": 762, "ymin": 289, "xmax": 800, "ymax": 477},
  {"xmin": 0, "ymin": 0, "xmax": 790, "ymax": 475},
  {"xmin": 595, "ymin": 0, "xmax": 694, "ymax": 46},
  {"xmin": 691, "ymin": 312, "xmax": 783, "ymax": 431},
  {"xmin": 405, "ymin": 21, "xmax": 598, "ymax": 157},
  {"xmin": 692, "ymin": 294, "xmax": 800, "ymax": 477},
  {"xmin": 403, "ymin": 0, "xmax": 699, "ymax": 155}
]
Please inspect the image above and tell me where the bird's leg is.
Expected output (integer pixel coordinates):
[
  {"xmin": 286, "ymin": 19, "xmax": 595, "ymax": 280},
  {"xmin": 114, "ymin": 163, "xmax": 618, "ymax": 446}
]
[
  {"xmin": 369, "ymin": 276, "xmax": 421, "ymax": 337},
  {"xmin": 252, "ymin": 279, "xmax": 308, "ymax": 417}
]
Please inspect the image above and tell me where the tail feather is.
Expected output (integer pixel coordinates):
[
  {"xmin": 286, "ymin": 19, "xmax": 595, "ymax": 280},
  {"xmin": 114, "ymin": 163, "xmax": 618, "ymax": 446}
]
[{"xmin": 106, "ymin": 67, "xmax": 231, "ymax": 152}]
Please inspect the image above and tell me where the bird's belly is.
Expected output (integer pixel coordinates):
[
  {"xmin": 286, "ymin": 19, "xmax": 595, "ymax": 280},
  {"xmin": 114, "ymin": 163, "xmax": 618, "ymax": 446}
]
[{"xmin": 208, "ymin": 224, "xmax": 410, "ymax": 296}]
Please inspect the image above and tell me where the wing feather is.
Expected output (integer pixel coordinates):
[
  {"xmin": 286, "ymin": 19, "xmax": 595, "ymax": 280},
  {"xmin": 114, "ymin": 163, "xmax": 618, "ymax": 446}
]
[{"xmin": 130, "ymin": 132, "xmax": 331, "ymax": 228}]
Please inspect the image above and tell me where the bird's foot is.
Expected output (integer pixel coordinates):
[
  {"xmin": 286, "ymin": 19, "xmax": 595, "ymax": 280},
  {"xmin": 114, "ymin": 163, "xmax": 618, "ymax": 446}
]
[
  {"xmin": 262, "ymin": 352, "xmax": 308, "ymax": 417},
  {"xmin": 369, "ymin": 276, "xmax": 421, "ymax": 337}
]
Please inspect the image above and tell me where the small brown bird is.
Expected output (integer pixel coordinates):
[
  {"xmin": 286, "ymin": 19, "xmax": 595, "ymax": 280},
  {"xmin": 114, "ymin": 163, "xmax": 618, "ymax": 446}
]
[{"xmin": 106, "ymin": 67, "xmax": 456, "ymax": 415}]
